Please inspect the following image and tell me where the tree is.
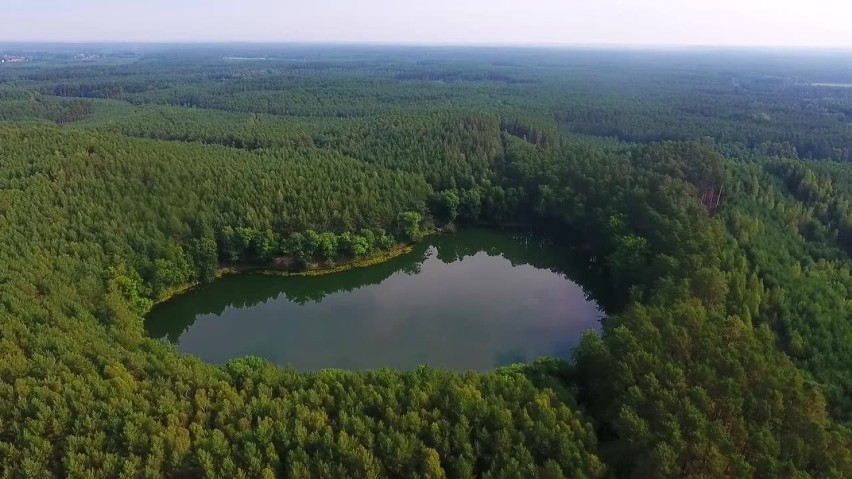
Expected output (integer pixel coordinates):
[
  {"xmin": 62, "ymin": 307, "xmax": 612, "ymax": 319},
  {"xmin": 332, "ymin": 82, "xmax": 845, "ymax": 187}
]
[
  {"xmin": 459, "ymin": 188, "xmax": 482, "ymax": 222},
  {"xmin": 188, "ymin": 236, "xmax": 219, "ymax": 283},
  {"xmin": 339, "ymin": 232, "xmax": 369, "ymax": 257},
  {"xmin": 398, "ymin": 211, "xmax": 424, "ymax": 243},
  {"xmin": 431, "ymin": 190, "xmax": 460, "ymax": 224},
  {"xmin": 316, "ymin": 232, "xmax": 339, "ymax": 260},
  {"xmin": 106, "ymin": 264, "xmax": 153, "ymax": 317}
]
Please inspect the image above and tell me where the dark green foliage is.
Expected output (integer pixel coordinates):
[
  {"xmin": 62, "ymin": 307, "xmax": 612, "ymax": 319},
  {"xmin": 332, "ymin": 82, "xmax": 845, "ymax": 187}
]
[{"xmin": 430, "ymin": 190, "xmax": 461, "ymax": 224}]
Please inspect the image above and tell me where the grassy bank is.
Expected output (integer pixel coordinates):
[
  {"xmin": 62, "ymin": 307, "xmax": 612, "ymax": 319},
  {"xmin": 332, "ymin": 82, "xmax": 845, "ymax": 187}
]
[{"xmin": 219, "ymin": 244, "xmax": 415, "ymax": 278}]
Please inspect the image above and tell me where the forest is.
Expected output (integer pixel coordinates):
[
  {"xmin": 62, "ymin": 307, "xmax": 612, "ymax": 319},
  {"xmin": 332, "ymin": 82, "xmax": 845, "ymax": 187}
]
[{"xmin": 0, "ymin": 44, "xmax": 851, "ymax": 477}]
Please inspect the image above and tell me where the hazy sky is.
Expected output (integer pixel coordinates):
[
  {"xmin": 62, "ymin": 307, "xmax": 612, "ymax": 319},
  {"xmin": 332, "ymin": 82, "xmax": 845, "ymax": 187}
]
[{"xmin": 3, "ymin": 0, "xmax": 852, "ymax": 48}]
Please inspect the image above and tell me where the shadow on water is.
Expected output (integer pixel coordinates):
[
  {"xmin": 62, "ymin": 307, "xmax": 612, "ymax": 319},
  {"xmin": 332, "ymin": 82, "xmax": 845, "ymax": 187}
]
[{"xmin": 146, "ymin": 246, "xmax": 432, "ymax": 342}]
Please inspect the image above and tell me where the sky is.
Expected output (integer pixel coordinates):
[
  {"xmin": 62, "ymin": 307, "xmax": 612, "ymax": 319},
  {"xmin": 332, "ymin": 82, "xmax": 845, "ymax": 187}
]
[{"xmin": 3, "ymin": 0, "xmax": 852, "ymax": 48}]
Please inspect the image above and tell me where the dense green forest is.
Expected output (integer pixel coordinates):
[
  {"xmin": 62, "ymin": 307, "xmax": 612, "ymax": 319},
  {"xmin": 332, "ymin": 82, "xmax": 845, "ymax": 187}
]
[{"xmin": 1, "ymin": 44, "xmax": 851, "ymax": 477}]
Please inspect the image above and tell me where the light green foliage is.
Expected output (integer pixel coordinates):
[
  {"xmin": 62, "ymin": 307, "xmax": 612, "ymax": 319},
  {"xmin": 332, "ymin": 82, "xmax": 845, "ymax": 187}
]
[
  {"xmin": 151, "ymin": 244, "xmax": 194, "ymax": 297},
  {"xmin": 339, "ymin": 232, "xmax": 370, "ymax": 257},
  {"xmin": 398, "ymin": 211, "xmax": 424, "ymax": 243},
  {"xmin": 107, "ymin": 264, "xmax": 154, "ymax": 317},
  {"xmin": 316, "ymin": 232, "xmax": 339, "ymax": 260}
]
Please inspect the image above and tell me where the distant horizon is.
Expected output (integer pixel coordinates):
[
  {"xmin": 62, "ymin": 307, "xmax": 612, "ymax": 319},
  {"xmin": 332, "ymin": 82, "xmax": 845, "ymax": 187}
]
[
  {"xmin": 2, "ymin": 40, "xmax": 852, "ymax": 53},
  {"xmin": 4, "ymin": 0, "xmax": 851, "ymax": 49}
]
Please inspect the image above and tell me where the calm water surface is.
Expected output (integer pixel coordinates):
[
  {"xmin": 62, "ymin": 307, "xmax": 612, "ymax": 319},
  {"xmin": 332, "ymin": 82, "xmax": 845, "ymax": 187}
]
[{"xmin": 146, "ymin": 229, "xmax": 601, "ymax": 371}]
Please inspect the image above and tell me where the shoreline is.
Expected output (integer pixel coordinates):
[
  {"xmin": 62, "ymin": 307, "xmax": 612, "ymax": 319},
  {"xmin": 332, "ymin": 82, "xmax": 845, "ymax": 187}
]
[
  {"xmin": 151, "ymin": 243, "xmax": 416, "ymax": 308},
  {"xmin": 219, "ymin": 243, "xmax": 415, "ymax": 278}
]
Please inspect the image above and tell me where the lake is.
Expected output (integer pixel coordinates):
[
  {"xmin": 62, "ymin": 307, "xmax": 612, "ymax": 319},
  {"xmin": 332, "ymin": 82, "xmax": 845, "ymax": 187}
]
[{"xmin": 146, "ymin": 229, "xmax": 602, "ymax": 371}]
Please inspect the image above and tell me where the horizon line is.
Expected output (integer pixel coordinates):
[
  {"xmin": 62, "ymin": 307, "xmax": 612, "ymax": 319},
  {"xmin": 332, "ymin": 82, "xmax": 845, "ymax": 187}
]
[{"xmin": 1, "ymin": 40, "xmax": 852, "ymax": 52}]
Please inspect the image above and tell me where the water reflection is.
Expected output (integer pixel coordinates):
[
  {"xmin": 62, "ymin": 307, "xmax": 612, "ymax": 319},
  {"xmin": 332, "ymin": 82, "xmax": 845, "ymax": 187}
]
[{"xmin": 146, "ymin": 229, "xmax": 603, "ymax": 371}]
